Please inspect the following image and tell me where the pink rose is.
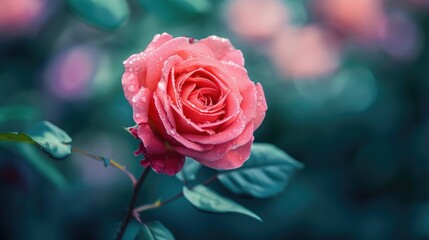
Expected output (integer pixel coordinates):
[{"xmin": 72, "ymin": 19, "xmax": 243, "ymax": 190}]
[{"xmin": 122, "ymin": 33, "xmax": 267, "ymax": 175}]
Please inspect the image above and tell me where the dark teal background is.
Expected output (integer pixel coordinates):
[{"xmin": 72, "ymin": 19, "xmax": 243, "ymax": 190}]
[{"xmin": 1, "ymin": 0, "xmax": 429, "ymax": 239}]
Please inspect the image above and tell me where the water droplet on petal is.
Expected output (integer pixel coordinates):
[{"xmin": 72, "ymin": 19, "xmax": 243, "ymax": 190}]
[
  {"xmin": 128, "ymin": 85, "xmax": 136, "ymax": 92},
  {"xmin": 158, "ymin": 81, "xmax": 166, "ymax": 91},
  {"xmin": 168, "ymin": 129, "xmax": 177, "ymax": 135}
]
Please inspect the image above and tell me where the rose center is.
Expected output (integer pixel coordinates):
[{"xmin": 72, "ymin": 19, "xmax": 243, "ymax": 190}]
[
  {"xmin": 179, "ymin": 70, "xmax": 222, "ymax": 110},
  {"xmin": 174, "ymin": 68, "xmax": 227, "ymax": 126},
  {"xmin": 193, "ymin": 87, "xmax": 219, "ymax": 106}
]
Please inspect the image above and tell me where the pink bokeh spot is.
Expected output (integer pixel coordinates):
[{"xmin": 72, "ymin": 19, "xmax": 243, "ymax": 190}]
[
  {"xmin": 0, "ymin": 0, "xmax": 45, "ymax": 35},
  {"xmin": 45, "ymin": 46, "xmax": 97, "ymax": 100},
  {"xmin": 312, "ymin": 0, "xmax": 387, "ymax": 42},
  {"xmin": 226, "ymin": 0, "xmax": 289, "ymax": 41},
  {"xmin": 270, "ymin": 25, "xmax": 340, "ymax": 79}
]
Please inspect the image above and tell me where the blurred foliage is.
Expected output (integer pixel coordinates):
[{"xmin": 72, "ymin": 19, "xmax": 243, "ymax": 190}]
[
  {"xmin": 135, "ymin": 221, "xmax": 175, "ymax": 240},
  {"xmin": 1, "ymin": 0, "xmax": 429, "ymax": 239},
  {"xmin": 66, "ymin": 0, "xmax": 129, "ymax": 30}
]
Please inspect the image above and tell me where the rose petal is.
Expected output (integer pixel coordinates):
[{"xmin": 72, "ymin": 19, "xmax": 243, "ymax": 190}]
[
  {"xmin": 141, "ymin": 151, "xmax": 185, "ymax": 176},
  {"xmin": 222, "ymin": 62, "xmax": 258, "ymax": 123},
  {"xmin": 131, "ymin": 87, "xmax": 151, "ymax": 124},
  {"xmin": 197, "ymin": 137, "xmax": 254, "ymax": 169},
  {"xmin": 180, "ymin": 62, "xmax": 258, "ymax": 145},
  {"xmin": 145, "ymin": 33, "xmax": 174, "ymax": 53},
  {"xmin": 144, "ymin": 37, "xmax": 191, "ymax": 91},
  {"xmin": 181, "ymin": 108, "xmax": 245, "ymax": 144},
  {"xmin": 122, "ymin": 70, "xmax": 142, "ymax": 104},
  {"xmin": 199, "ymin": 36, "xmax": 245, "ymax": 66},
  {"xmin": 176, "ymin": 42, "xmax": 215, "ymax": 60},
  {"xmin": 170, "ymin": 103, "xmax": 214, "ymax": 135},
  {"xmin": 253, "ymin": 83, "xmax": 267, "ymax": 129},
  {"xmin": 152, "ymin": 94, "xmax": 214, "ymax": 152},
  {"xmin": 176, "ymin": 122, "xmax": 254, "ymax": 162},
  {"xmin": 122, "ymin": 33, "xmax": 174, "ymax": 103},
  {"xmin": 157, "ymin": 56, "xmax": 184, "ymax": 129},
  {"xmin": 137, "ymin": 123, "xmax": 167, "ymax": 155}
]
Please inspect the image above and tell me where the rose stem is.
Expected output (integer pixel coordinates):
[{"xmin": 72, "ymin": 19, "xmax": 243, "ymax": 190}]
[
  {"xmin": 71, "ymin": 147, "xmax": 137, "ymax": 185},
  {"xmin": 134, "ymin": 174, "xmax": 219, "ymax": 214},
  {"xmin": 116, "ymin": 167, "xmax": 151, "ymax": 240}
]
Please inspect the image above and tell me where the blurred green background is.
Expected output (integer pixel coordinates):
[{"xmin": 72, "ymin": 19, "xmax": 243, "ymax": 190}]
[{"xmin": 1, "ymin": 0, "xmax": 429, "ymax": 239}]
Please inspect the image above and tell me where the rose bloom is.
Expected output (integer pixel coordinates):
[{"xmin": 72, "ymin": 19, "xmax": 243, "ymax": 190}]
[{"xmin": 122, "ymin": 33, "xmax": 267, "ymax": 175}]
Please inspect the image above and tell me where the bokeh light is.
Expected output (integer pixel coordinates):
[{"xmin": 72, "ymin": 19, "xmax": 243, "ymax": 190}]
[
  {"xmin": 44, "ymin": 46, "xmax": 98, "ymax": 100},
  {"xmin": 226, "ymin": 0, "xmax": 289, "ymax": 41},
  {"xmin": 0, "ymin": 0, "xmax": 46, "ymax": 36},
  {"xmin": 270, "ymin": 25, "xmax": 340, "ymax": 79}
]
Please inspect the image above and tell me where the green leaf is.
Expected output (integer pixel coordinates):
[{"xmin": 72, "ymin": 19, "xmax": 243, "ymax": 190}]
[
  {"xmin": 16, "ymin": 144, "xmax": 67, "ymax": 188},
  {"xmin": 25, "ymin": 121, "xmax": 72, "ymax": 160},
  {"xmin": 0, "ymin": 132, "xmax": 35, "ymax": 144},
  {"xmin": 0, "ymin": 121, "xmax": 72, "ymax": 160},
  {"xmin": 135, "ymin": 221, "xmax": 175, "ymax": 240},
  {"xmin": 175, "ymin": 157, "xmax": 201, "ymax": 183},
  {"xmin": 67, "ymin": 0, "xmax": 129, "ymax": 30},
  {"xmin": 218, "ymin": 143, "xmax": 303, "ymax": 198},
  {"xmin": 183, "ymin": 185, "xmax": 262, "ymax": 221}
]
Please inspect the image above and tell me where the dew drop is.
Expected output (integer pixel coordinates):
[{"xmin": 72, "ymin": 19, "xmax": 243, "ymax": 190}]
[
  {"xmin": 128, "ymin": 85, "xmax": 136, "ymax": 92},
  {"xmin": 168, "ymin": 129, "xmax": 177, "ymax": 135},
  {"xmin": 135, "ymin": 113, "xmax": 141, "ymax": 118},
  {"xmin": 158, "ymin": 81, "xmax": 166, "ymax": 91}
]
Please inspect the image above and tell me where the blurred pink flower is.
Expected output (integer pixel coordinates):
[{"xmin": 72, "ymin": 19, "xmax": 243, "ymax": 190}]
[
  {"xmin": 226, "ymin": 0, "xmax": 289, "ymax": 41},
  {"xmin": 312, "ymin": 0, "xmax": 387, "ymax": 42},
  {"xmin": 0, "ymin": 0, "xmax": 45, "ymax": 35},
  {"xmin": 270, "ymin": 25, "xmax": 340, "ymax": 79},
  {"xmin": 45, "ymin": 46, "xmax": 97, "ymax": 100}
]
